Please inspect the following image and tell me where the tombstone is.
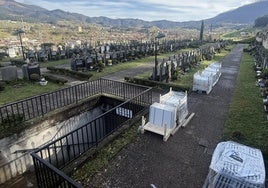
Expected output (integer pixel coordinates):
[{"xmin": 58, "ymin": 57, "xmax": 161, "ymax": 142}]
[
  {"xmin": 22, "ymin": 64, "xmax": 29, "ymax": 80},
  {"xmin": 106, "ymin": 45, "xmax": 110, "ymax": 53},
  {"xmin": 101, "ymin": 46, "xmax": 105, "ymax": 53},
  {"xmin": 0, "ymin": 66, "xmax": 18, "ymax": 81},
  {"xmin": 166, "ymin": 64, "xmax": 171, "ymax": 83},
  {"xmin": 22, "ymin": 63, "xmax": 41, "ymax": 80},
  {"xmin": 28, "ymin": 64, "xmax": 41, "ymax": 80}
]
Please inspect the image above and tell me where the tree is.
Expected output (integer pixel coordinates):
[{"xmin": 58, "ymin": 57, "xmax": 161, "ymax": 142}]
[{"xmin": 199, "ymin": 20, "xmax": 204, "ymax": 41}]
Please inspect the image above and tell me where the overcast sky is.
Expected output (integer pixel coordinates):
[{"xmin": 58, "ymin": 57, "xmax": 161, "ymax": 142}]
[{"xmin": 15, "ymin": 0, "xmax": 263, "ymax": 22}]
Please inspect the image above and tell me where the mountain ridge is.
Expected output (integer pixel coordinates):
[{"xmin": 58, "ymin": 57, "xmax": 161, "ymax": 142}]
[{"xmin": 0, "ymin": 0, "xmax": 268, "ymax": 28}]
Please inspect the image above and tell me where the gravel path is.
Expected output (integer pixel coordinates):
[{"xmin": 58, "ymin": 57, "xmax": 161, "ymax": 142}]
[{"xmin": 88, "ymin": 44, "xmax": 244, "ymax": 188}]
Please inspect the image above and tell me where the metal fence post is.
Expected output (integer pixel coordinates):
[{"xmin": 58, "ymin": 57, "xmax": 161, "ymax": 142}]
[
  {"xmin": 75, "ymin": 85, "xmax": 78, "ymax": 104},
  {"xmin": 39, "ymin": 96, "xmax": 44, "ymax": 116},
  {"xmin": 123, "ymin": 82, "xmax": 126, "ymax": 100},
  {"xmin": 100, "ymin": 78, "xmax": 103, "ymax": 94}
]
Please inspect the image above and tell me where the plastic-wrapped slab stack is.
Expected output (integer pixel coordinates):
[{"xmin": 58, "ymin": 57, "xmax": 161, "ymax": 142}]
[
  {"xmin": 203, "ymin": 141, "xmax": 266, "ymax": 188},
  {"xmin": 141, "ymin": 88, "xmax": 194, "ymax": 141},
  {"xmin": 193, "ymin": 62, "xmax": 221, "ymax": 94},
  {"xmin": 202, "ymin": 68, "xmax": 218, "ymax": 86},
  {"xmin": 207, "ymin": 62, "xmax": 221, "ymax": 85},
  {"xmin": 192, "ymin": 71, "xmax": 213, "ymax": 94},
  {"xmin": 148, "ymin": 103, "xmax": 177, "ymax": 129},
  {"xmin": 160, "ymin": 89, "xmax": 188, "ymax": 125}
]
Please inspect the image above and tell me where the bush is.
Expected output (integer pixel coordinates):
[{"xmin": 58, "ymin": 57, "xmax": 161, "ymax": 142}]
[
  {"xmin": 97, "ymin": 62, "xmax": 105, "ymax": 72},
  {"xmin": 47, "ymin": 66, "xmax": 92, "ymax": 80},
  {"xmin": 1, "ymin": 114, "xmax": 24, "ymax": 127},
  {"xmin": 125, "ymin": 77, "xmax": 190, "ymax": 92},
  {"xmin": 43, "ymin": 73, "xmax": 68, "ymax": 84}
]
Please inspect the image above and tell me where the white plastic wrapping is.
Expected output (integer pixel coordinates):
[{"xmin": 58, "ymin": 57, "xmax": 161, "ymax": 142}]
[
  {"xmin": 149, "ymin": 103, "xmax": 177, "ymax": 129},
  {"xmin": 203, "ymin": 141, "xmax": 266, "ymax": 188},
  {"xmin": 160, "ymin": 90, "xmax": 188, "ymax": 124},
  {"xmin": 193, "ymin": 62, "xmax": 221, "ymax": 93},
  {"xmin": 192, "ymin": 71, "xmax": 213, "ymax": 94}
]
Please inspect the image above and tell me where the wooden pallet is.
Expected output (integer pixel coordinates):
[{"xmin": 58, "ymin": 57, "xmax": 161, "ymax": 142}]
[{"xmin": 140, "ymin": 113, "xmax": 195, "ymax": 141}]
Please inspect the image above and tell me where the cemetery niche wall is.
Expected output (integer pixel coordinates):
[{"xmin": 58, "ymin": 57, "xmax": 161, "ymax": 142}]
[{"xmin": 251, "ymin": 31, "xmax": 268, "ymax": 116}]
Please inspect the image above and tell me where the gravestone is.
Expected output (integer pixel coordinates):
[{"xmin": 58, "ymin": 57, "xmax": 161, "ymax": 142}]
[
  {"xmin": 22, "ymin": 64, "xmax": 29, "ymax": 80},
  {"xmin": 22, "ymin": 64, "xmax": 41, "ymax": 80},
  {"xmin": 0, "ymin": 66, "xmax": 18, "ymax": 81}
]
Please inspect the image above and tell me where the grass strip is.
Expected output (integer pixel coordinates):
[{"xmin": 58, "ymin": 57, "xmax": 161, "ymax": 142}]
[
  {"xmin": 224, "ymin": 52, "xmax": 268, "ymax": 154},
  {"xmin": 72, "ymin": 124, "xmax": 138, "ymax": 186}
]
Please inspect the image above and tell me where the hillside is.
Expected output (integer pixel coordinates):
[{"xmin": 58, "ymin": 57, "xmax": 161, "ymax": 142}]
[
  {"xmin": 207, "ymin": 1, "xmax": 268, "ymax": 25},
  {"xmin": 0, "ymin": 0, "xmax": 268, "ymax": 29},
  {"xmin": 255, "ymin": 14, "xmax": 268, "ymax": 27},
  {"xmin": 0, "ymin": 0, "xmax": 87, "ymax": 24}
]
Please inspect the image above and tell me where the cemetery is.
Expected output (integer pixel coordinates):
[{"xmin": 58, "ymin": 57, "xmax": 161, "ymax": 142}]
[
  {"xmin": 0, "ymin": 0, "xmax": 267, "ymax": 187},
  {"xmin": 0, "ymin": 21, "xmax": 267, "ymax": 188}
]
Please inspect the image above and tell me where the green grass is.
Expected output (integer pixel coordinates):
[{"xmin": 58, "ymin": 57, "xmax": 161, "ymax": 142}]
[
  {"xmin": 72, "ymin": 124, "xmax": 138, "ymax": 186},
  {"xmin": 88, "ymin": 52, "xmax": 183, "ymax": 80},
  {"xmin": 39, "ymin": 59, "xmax": 70, "ymax": 68},
  {"xmin": 0, "ymin": 50, "xmax": 197, "ymax": 105},
  {"xmin": 0, "ymin": 80, "xmax": 65, "ymax": 105},
  {"xmin": 224, "ymin": 52, "xmax": 268, "ymax": 151}
]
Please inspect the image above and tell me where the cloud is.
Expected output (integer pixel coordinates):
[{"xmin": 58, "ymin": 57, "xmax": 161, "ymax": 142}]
[{"xmin": 14, "ymin": 0, "xmax": 266, "ymax": 21}]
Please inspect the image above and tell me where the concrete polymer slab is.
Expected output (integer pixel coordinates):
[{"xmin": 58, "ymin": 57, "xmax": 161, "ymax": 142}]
[{"xmin": 89, "ymin": 44, "xmax": 244, "ymax": 187}]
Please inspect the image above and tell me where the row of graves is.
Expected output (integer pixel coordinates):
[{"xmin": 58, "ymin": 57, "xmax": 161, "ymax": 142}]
[
  {"xmin": 252, "ymin": 40, "xmax": 268, "ymax": 117},
  {"xmin": 139, "ymin": 42, "xmax": 227, "ymax": 140},
  {"xmin": 69, "ymin": 39, "xmax": 199, "ymax": 72},
  {"xmin": 151, "ymin": 42, "xmax": 225, "ymax": 82},
  {"xmin": 26, "ymin": 45, "xmax": 68, "ymax": 62},
  {"xmin": 0, "ymin": 60, "xmax": 42, "ymax": 84},
  {"xmin": 23, "ymin": 39, "xmax": 195, "ymax": 67}
]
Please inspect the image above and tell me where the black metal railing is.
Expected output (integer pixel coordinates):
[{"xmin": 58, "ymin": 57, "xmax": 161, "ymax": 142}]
[
  {"xmin": 31, "ymin": 88, "xmax": 152, "ymax": 187},
  {"xmin": 0, "ymin": 78, "xmax": 150, "ymax": 127}
]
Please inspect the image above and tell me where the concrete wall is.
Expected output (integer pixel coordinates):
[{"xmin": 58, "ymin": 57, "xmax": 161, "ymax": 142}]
[{"xmin": 0, "ymin": 97, "xmax": 102, "ymax": 184}]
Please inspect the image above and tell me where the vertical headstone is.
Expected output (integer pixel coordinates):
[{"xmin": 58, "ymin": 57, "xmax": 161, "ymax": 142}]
[
  {"xmin": 22, "ymin": 64, "xmax": 29, "ymax": 80},
  {"xmin": 0, "ymin": 66, "xmax": 18, "ymax": 81}
]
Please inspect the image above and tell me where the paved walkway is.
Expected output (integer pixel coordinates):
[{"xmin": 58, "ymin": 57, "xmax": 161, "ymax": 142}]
[{"xmin": 89, "ymin": 44, "xmax": 244, "ymax": 187}]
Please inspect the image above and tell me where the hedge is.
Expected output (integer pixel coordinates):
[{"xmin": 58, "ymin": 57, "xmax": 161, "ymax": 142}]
[
  {"xmin": 124, "ymin": 77, "xmax": 191, "ymax": 92},
  {"xmin": 43, "ymin": 73, "xmax": 68, "ymax": 84},
  {"xmin": 10, "ymin": 59, "xmax": 27, "ymax": 67},
  {"xmin": 47, "ymin": 66, "xmax": 92, "ymax": 80}
]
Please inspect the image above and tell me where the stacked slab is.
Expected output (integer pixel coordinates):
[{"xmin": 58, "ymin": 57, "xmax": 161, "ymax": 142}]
[
  {"xmin": 203, "ymin": 141, "xmax": 266, "ymax": 188},
  {"xmin": 193, "ymin": 62, "xmax": 221, "ymax": 94},
  {"xmin": 141, "ymin": 88, "xmax": 194, "ymax": 141}
]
